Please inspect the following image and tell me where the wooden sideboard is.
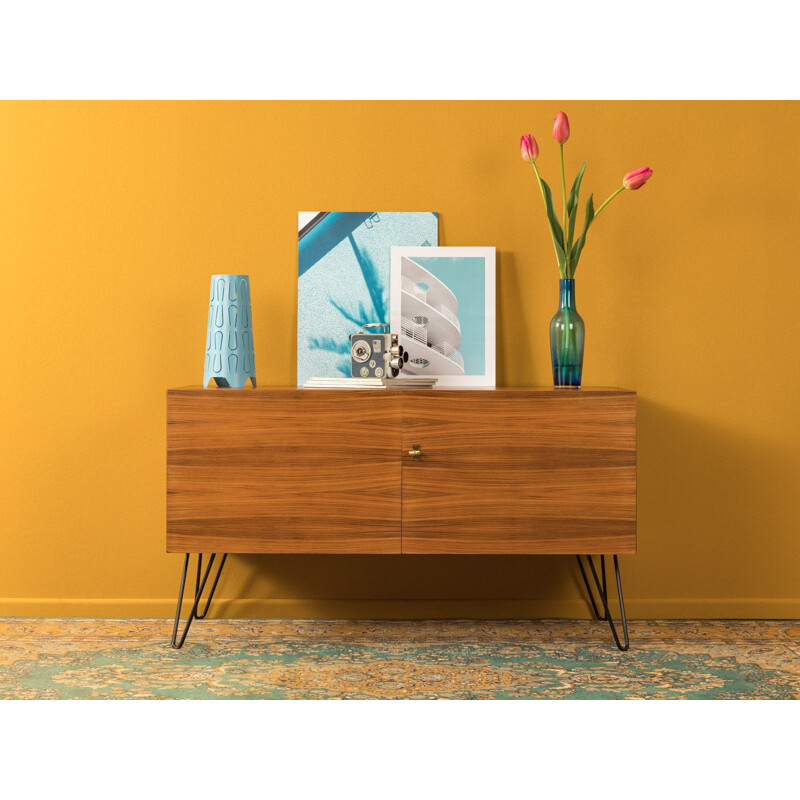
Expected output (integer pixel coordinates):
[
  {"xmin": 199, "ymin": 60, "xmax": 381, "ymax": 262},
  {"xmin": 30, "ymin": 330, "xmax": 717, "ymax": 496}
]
[{"xmin": 167, "ymin": 387, "xmax": 637, "ymax": 649}]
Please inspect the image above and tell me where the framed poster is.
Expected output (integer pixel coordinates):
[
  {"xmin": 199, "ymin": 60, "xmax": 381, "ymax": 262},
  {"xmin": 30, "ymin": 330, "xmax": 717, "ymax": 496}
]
[
  {"xmin": 391, "ymin": 246, "xmax": 496, "ymax": 387},
  {"xmin": 297, "ymin": 212, "xmax": 438, "ymax": 386}
]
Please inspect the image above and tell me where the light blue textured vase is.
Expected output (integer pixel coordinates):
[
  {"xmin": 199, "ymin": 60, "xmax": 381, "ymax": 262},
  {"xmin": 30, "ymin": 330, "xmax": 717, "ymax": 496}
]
[{"xmin": 204, "ymin": 274, "xmax": 257, "ymax": 388}]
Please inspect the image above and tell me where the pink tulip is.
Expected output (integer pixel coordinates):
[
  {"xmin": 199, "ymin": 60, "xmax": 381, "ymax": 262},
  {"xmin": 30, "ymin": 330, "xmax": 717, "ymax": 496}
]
[
  {"xmin": 552, "ymin": 111, "xmax": 570, "ymax": 144},
  {"xmin": 520, "ymin": 134, "xmax": 539, "ymax": 162},
  {"xmin": 622, "ymin": 167, "xmax": 653, "ymax": 190}
]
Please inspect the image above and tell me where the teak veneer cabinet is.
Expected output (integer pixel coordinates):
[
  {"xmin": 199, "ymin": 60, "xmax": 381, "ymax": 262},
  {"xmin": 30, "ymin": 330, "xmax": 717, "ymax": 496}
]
[{"xmin": 167, "ymin": 387, "xmax": 637, "ymax": 649}]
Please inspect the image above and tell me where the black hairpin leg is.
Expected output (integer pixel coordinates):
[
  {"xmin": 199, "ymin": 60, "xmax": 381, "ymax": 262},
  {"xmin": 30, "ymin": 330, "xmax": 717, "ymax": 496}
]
[
  {"xmin": 576, "ymin": 554, "xmax": 630, "ymax": 651},
  {"xmin": 193, "ymin": 553, "xmax": 228, "ymax": 619},
  {"xmin": 171, "ymin": 553, "xmax": 228, "ymax": 649}
]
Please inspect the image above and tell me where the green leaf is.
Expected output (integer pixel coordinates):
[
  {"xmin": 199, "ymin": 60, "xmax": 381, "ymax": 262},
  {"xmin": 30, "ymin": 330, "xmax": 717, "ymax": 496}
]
[
  {"xmin": 567, "ymin": 162, "xmax": 586, "ymax": 217},
  {"xmin": 566, "ymin": 162, "xmax": 586, "ymax": 252},
  {"xmin": 570, "ymin": 193, "xmax": 595, "ymax": 275},
  {"xmin": 541, "ymin": 178, "xmax": 566, "ymax": 270},
  {"xmin": 567, "ymin": 207, "xmax": 578, "ymax": 259},
  {"xmin": 541, "ymin": 178, "xmax": 565, "ymax": 247},
  {"xmin": 553, "ymin": 236, "xmax": 566, "ymax": 271}
]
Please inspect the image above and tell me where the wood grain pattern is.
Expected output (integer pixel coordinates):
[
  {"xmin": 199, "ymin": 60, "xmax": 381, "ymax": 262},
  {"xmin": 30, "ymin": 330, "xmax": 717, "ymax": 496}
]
[
  {"xmin": 400, "ymin": 390, "xmax": 636, "ymax": 554},
  {"xmin": 167, "ymin": 389, "xmax": 402, "ymax": 553},
  {"xmin": 167, "ymin": 387, "xmax": 636, "ymax": 556}
]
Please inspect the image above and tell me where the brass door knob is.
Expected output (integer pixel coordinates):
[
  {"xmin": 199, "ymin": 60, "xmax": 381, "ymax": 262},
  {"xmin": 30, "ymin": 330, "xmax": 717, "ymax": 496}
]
[{"xmin": 408, "ymin": 444, "xmax": 421, "ymax": 461}]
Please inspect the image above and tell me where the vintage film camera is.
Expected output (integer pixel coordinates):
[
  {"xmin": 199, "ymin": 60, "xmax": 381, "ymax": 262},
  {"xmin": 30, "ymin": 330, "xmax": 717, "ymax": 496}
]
[{"xmin": 350, "ymin": 323, "xmax": 409, "ymax": 378}]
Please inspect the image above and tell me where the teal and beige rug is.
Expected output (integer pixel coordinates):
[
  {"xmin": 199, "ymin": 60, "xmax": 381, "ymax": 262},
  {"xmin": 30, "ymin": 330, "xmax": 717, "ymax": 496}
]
[{"xmin": 1, "ymin": 618, "xmax": 798, "ymax": 699}]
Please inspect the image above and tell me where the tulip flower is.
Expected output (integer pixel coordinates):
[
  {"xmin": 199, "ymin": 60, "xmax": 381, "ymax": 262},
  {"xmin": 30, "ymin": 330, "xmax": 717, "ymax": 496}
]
[
  {"xmin": 552, "ymin": 112, "xmax": 571, "ymax": 254},
  {"xmin": 520, "ymin": 134, "xmax": 539, "ymax": 162},
  {"xmin": 622, "ymin": 167, "xmax": 653, "ymax": 190},
  {"xmin": 594, "ymin": 167, "xmax": 655, "ymax": 222},
  {"xmin": 520, "ymin": 111, "xmax": 653, "ymax": 280},
  {"xmin": 552, "ymin": 112, "xmax": 570, "ymax": 144}
]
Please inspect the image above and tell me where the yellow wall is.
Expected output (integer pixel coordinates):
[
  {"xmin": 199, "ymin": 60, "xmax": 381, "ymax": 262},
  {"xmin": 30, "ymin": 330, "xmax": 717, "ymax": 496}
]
[{"xmin": 2, "ymin": 101, "xmax": 799, "ymax": 618}]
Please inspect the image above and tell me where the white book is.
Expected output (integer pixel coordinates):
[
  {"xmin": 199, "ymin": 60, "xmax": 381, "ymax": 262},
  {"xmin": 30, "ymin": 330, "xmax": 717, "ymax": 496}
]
[{"xmin": 303, "ymin": 376, "xmax": 437, "ymax": 390}]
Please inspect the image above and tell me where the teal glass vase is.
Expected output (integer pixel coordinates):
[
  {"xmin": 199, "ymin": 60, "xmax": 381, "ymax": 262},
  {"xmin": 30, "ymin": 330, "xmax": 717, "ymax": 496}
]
[{"xmin": 550, "ymin": 279, "xmax": 584, "ymax": 389}]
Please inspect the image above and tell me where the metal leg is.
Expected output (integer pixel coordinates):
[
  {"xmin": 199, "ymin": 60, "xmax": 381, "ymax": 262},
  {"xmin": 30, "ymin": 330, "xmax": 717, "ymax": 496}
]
[
  {"xmin": 576, "ymin": 554, "xmax": 630, "ymax": 651},
  {"xmin": 171, "ymin": 553, "xmax": 228, "ymax": 649},
  {"xmin": 194, "ymin": 553, "xmax": 228, "ymax": 620}
]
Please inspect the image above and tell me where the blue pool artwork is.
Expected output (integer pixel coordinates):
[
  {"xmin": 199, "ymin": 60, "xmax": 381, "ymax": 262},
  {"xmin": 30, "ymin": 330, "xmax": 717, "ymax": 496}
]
[{"xmin": 297, "ymin": 212, "xmax": 438, "ymax": 385}]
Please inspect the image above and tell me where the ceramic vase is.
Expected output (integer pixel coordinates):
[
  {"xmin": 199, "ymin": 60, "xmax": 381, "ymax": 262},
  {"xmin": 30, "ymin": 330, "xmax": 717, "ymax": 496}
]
[{"xmin": 204, "ymin": 274, "xmax": 257, "ymax": 388}]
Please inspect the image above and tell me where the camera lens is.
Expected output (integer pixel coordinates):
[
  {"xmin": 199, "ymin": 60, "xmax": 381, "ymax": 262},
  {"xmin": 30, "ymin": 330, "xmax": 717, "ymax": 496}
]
[{"xmin": 351, "ymin": 340, "xmax": 371, "ymax": 363}]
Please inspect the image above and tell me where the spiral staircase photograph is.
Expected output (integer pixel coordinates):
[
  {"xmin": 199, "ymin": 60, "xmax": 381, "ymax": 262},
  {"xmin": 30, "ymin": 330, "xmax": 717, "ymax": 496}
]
[{"xmin": 399, "ymin": 255, "xmax": 466, "ymax": 376}]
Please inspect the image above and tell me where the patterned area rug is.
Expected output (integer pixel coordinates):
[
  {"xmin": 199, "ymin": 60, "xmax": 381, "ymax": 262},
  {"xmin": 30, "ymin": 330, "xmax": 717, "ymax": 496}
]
[{"xmin": 1, "ymin": 618, "xmax": 799, "ymax": 699}]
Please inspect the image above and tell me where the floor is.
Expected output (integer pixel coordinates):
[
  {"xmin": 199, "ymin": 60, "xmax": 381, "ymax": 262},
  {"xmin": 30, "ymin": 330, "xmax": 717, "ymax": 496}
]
[{"xmin": 1, "ymin": 618, "xmax": 798, "ymax": 699}]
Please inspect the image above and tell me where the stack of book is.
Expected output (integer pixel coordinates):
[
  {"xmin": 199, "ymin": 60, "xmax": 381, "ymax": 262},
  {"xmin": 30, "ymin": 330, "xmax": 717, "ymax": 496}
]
[{"xmin": 303, "ymin": 376, "xmax": 438, "ymax": 390}]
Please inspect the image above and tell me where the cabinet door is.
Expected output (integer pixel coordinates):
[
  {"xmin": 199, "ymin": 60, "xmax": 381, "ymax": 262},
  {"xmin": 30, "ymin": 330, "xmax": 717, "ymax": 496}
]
[
  {"xmin": 168, "ymin": 390, "xmax": 401, "ymax": 553},
  {"xmin": 400, "ymin": 391, "xmax": 636, "ymax": 554}
]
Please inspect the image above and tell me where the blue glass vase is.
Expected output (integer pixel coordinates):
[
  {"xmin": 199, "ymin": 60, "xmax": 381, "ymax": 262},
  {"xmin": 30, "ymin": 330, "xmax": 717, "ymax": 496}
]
[{"xmin": 550, "ymin": 279, "xmax": 584, "ymax": 389}]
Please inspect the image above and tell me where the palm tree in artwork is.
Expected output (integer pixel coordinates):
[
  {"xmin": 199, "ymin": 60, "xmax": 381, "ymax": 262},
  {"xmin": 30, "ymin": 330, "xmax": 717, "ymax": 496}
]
[{"xmin": 308, "ymin": 232, "xmax": 389, "ymax": 376}]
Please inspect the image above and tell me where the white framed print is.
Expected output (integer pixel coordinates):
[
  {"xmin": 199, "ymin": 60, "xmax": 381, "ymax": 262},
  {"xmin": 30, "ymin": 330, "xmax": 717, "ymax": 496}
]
[{"xmin": 390, "ymin": 246, "xmax": 496, "ymax": 387}]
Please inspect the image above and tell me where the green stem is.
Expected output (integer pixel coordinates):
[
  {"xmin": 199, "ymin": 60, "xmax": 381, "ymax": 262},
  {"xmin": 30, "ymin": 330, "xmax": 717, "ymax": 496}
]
[
  {"xmin": 559, "ymin": 143, "xmax": 568, "ymax": 277},
  {"xmin": 594, "ymin": 185, "xmax": 625, "ymax": 220},
  {"xmin": 531, "ymin": 161, "xmax": 566, "ymax": 279},
  {"xmin": 530, "ymin": 161, "xmax": 548, "ymax": 213}
]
